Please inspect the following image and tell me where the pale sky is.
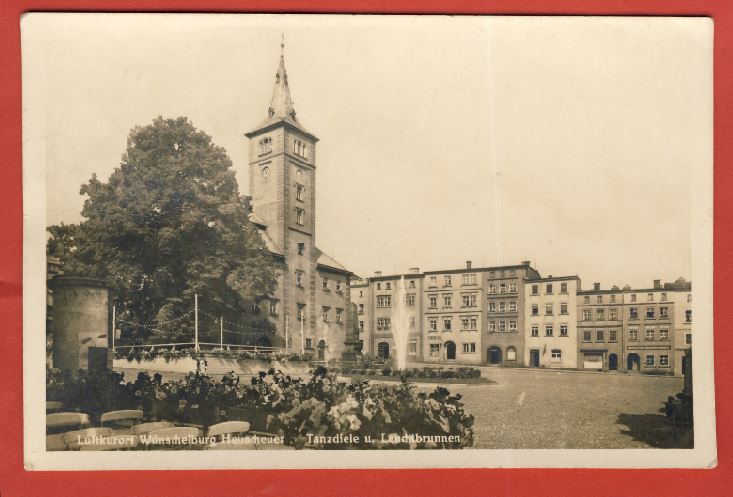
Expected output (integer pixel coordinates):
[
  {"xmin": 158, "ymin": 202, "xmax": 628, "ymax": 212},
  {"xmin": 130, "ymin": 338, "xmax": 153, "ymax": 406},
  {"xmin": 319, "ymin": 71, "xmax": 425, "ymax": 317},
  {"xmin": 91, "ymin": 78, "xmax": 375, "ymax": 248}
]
[{"xmin": 25, "ymin": 14, "xmax": 711, "ymax": 289}]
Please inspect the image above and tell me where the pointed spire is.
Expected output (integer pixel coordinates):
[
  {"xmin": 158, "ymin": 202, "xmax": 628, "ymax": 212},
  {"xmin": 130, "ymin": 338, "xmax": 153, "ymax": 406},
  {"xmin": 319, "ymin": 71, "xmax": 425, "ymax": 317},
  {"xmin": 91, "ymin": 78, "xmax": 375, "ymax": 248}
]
[{"xmin": 267, "ymin": 34, "xmax": 297, "ymax": 121}]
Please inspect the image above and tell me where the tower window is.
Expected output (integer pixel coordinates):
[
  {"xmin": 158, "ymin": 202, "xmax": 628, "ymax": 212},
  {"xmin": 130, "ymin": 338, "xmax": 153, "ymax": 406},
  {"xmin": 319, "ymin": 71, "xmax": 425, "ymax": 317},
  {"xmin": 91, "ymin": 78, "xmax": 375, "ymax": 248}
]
[
  {"xmin": 296, "ymin": 184, "xmax": 304, "ymax": 201},
  {"xmin": 258, "ymin": 137, "xmax": 272, "ymax": 156},
  {"xmin": 297, "ymin": 242, "xmax": 305, "ymax": 255},
  {"xmin": 295, "ymin": 208, "xmax": 304, "ymax": 225},
  {"xmin": 294, "ymin": 139, "xmax": 307, "ymax": 158}
]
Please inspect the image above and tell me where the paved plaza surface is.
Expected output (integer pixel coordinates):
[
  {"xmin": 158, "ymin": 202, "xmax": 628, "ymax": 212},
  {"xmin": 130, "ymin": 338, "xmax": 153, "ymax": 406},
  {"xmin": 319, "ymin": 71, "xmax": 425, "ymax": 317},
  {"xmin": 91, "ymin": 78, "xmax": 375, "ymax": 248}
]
[
  {"xmin": 116, "ymin": 363, "xmax": 690, "ymax": 449},
  {"xmin": 440, "ymin": 367, "xmax": 688, "ymax": 449}
]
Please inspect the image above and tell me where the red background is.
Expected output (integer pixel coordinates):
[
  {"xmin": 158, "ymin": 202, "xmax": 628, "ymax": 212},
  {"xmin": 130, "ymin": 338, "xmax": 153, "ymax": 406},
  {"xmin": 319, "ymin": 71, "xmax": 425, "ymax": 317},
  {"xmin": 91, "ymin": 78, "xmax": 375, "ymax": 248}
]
[{"xmin": 1, "ymin": 1, "xmax": 730, "ymax": 496}]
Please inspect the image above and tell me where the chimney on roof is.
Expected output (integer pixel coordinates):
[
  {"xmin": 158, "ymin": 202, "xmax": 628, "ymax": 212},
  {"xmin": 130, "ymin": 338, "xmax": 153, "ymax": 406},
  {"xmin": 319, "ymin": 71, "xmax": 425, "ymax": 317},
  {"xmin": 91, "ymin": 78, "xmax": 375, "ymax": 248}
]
[
  {"xmin": 593, "ymin": 282, "xmax": 600, "ymax": 291},
  {"xmin": 521, "ymin": 260, "xmax": 530, "ymax": 267},
  {"xmin": 466, "ymin": 260, "xmax": 472, "ymax": 270},
  {"xmin": 409, "ymin": 267, "xmax": 420, "ymax": 274},
  {"xmin": 653, "ymin": 279, "xmax": 662, "ymax": 289},
  {"xmin": 374, "ymin": 271, "xmax": 382, "ymax": 277}
]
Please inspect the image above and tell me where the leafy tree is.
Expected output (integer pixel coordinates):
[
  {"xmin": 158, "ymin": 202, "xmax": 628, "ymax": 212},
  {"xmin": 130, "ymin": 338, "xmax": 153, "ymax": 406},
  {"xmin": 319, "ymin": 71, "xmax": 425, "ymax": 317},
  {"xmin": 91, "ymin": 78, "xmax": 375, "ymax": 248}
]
[{"xmin": 48, "ymin": 117, "xmax": 279, "ymax": 343}]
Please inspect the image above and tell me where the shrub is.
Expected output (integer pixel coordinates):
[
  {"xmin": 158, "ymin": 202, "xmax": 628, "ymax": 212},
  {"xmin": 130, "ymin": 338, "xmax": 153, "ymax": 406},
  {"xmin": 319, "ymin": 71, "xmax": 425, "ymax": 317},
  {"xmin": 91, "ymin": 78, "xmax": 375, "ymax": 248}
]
[{"xmin": 46, "ymin": 367, "xmax": 475, "ymax": 449}]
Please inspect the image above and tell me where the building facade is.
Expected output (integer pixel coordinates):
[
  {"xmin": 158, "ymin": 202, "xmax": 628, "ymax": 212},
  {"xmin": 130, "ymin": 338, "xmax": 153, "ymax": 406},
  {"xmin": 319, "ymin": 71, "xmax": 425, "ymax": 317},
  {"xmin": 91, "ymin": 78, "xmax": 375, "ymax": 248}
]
[
  {"xmin": 621, "ymin": 283, "xmax": 677, "ymax": 375},
  {"xmin": 577, "ymin": 284, "xmax": 625, "ymax": 371},
  {"xmin": 485, "ymin": 262, "xmax": 541, "ymax": 367},
  {"xmin": 423, "ymin": 262, "xmax": 483, "ymax": 365},
  {"xmin": 245, "ymin": 46, "xmax": 356, "ymax": 361},
  {"xmin": 524, "ymin": 276, "xmax": 580, "ymax": 369}
]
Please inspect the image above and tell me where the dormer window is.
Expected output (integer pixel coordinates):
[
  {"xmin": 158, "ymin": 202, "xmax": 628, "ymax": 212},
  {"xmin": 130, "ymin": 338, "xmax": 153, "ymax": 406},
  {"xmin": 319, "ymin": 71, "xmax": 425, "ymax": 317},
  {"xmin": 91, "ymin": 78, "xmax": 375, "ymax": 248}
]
[{"xmin": 258, "ymin": 137, "xmax": 272, "ymax": 156}]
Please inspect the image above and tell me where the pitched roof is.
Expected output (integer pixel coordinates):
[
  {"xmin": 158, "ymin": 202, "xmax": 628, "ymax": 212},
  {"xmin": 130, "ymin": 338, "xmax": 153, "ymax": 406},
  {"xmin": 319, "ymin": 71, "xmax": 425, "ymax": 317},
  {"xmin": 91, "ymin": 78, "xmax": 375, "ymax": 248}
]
[
  {"xmin": 315, "ymin": 247, "xmax": 351, "ymax": 275},
  {"xmin": 245, "ymin": 43, "xmax": 317, "ymax": 140},
  {"xmin": 257, "ymin": 227, "xmax": 284, "ymax": 257}
]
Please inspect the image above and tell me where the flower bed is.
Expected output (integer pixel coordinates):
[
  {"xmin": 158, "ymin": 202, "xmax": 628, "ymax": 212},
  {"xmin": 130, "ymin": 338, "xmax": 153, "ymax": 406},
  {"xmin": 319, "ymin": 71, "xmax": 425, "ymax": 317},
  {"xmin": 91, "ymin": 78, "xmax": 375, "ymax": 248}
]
[
  {"xmin": 46, "ymin": 366, "xmax": 474, "ymax": 449},
  {"xmin": 330, "ymin": 366, "xmax": 483, "ymax": 380}
]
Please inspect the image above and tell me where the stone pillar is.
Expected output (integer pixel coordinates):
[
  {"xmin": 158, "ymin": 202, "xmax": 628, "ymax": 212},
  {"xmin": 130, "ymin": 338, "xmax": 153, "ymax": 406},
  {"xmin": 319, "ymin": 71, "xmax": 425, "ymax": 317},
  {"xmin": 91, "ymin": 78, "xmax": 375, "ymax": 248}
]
[{"xmin": 48, "ymin": 277, "xmax": 115, "ymax": 378}]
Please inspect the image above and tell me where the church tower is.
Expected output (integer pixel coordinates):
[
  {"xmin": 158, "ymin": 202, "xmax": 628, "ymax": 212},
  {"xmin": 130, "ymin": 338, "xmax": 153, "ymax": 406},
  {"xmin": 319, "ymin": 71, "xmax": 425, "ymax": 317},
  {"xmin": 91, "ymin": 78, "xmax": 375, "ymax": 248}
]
[
  {"xmin": 245, "ymin": 39, "xmax": 356, "ymax": 360},
  {"xmin": 245, "ymin": 39, "xmax": 319, "ymax": 351}
]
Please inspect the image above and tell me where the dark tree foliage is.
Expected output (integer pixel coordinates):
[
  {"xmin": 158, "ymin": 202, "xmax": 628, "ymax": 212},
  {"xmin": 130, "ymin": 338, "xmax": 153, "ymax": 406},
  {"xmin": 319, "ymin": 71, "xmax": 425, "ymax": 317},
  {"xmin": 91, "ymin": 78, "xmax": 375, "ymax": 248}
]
[{"xmin": 47, "ymin": 117, "xmax": 279, "ymax": 343}]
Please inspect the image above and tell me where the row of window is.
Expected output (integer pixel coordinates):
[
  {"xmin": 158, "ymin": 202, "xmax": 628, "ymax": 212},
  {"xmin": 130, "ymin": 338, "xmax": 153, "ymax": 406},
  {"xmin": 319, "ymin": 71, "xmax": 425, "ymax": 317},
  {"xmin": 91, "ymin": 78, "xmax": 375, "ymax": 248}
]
[
  {"xmin": 582, "ymin": 329, "xmax": 618, "ymax": 342},
  {"xmin": 530, "ymin": 324, "xmax": 570, "ymax": 337},
  {"xmin": 628, "ymin": 328, "xmax": 670, "ymax": 341},
  {"xmin": 376, "ymin": 294, "xmax": 417, "ymax": 307},
  {"xmin": 293, "ymin": 139, "xmax": 308, "ymax": 158},
  {"xmin": 295, "ymin": 272, "xmax": 346, "ymax": 296},
  {"xmin": 488, "ymin": 282, "xmax": 518, "ymax": 294},
  {"xmin": 428, "ymin": 343, "xmax": 477, "ymax": 355},
  {"xmin": 530, "ymin": 282, "xmax": 569, "ymax": 296},
  {"xmin": 582, "ymin": 306, "xmax": 672, "ymax": 321},
  {"xmin": 644, "ymin": 354, "xmax": 670, "ymax": 367},
  {"xmin": 427, "ymin": 274, "xmax": 477, "ymax": 288},
  {"xmin": 375, "ymin": 317, "xmax": 418, "ymax": 330},
  {"xmin": 531, "ymin": 303, "xmax": 569, "ymax": 316},
  {"xmin": 428, "ymin": 316, "xmax": 479, "ymax": 331},
  {"xmin": 489, "ymin": 301, "xmax": 518, "ymax": 312},
  {"xmin": 426, "ymin": 294, "xmax": 477, "ymax": 309},
  {"xmin": 375, "ymin": 280, "xmax": 417, "ymax": 291},
  {"xmin": 257, "ymin": 137, "xmax": 273, "ymax": 156},
  {"xmin": 489, "ymin": 321, "xmax": 518, "ymax": 333},
  {"xmin": 582, "ymin": 293, "xmax": 692, "ymax": 304},
  {"xmin": 320, "ymin": 306, "xmax": 344, "ymax": 323}
]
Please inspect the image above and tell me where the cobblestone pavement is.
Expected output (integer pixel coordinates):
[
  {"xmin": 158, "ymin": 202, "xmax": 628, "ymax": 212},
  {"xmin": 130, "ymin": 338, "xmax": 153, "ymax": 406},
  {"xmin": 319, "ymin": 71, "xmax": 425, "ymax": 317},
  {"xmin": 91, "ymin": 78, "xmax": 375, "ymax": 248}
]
[{"xmin": 440, "ymin": 368, "xmax": 687, "ymax": 449}]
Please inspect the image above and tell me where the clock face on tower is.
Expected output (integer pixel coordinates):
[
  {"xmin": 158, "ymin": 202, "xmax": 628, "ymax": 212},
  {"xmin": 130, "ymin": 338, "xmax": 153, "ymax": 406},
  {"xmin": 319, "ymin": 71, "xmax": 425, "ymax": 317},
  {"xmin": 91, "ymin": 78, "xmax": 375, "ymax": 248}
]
[{"xmin": 261, "ymin": 166, "xmax": 270, "ymax": 181}]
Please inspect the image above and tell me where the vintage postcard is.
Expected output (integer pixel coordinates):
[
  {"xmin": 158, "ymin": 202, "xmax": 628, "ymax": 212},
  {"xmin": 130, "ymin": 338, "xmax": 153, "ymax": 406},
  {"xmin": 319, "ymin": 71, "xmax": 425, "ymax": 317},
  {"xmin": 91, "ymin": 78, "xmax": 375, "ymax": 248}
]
[{"xmin": 22, "ymin": 13, "xmax": 715, "ymax": 469}]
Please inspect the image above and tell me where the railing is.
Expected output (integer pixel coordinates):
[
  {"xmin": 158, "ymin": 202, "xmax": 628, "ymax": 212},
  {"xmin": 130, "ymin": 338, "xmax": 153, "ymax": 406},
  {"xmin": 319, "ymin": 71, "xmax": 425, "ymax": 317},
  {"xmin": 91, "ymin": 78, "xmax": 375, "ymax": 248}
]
[{"xmin": 113, "ymin": 342, "xmax": 282, "ymax": 354}]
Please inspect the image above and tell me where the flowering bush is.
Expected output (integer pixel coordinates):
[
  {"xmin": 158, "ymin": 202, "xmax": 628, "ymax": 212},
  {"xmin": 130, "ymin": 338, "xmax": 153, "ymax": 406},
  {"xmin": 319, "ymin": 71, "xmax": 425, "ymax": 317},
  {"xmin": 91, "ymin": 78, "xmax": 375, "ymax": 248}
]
[
  {"xmin": 269, "ymin": 367, "xmax": 474, "ymax": 449},
  {"xmin": 330, "ymin": 366, "xmax": 482, "ymax": 380},
  {"xmin": 46, "ymin": 366, "xmax": 474, "ymax": 449}
]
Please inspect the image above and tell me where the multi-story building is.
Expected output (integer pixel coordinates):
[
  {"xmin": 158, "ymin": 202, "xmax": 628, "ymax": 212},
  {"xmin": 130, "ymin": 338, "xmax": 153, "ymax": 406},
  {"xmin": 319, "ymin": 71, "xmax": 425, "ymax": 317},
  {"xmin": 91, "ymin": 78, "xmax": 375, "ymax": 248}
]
[
  {"xmin": 356, "ymin": 269, "xmax": 423, "ymax": 362},
  {"xmin": 245, "ymin": 45, "xmax": 356, "ymax": 361},
  {"xmin": 350, "ymin": 277, "xmax": 370, "ymax": 355},
  {"xmin": 577, "ymin": 283, "xmax": 625, "ymax": 371},
  {"xmin": 423, "ymin": 262, "xmax": 483, "ymax": 364},
  {"xmin": 664, "ymin": 278, "xmax": 692, "ymax": 376},
  {"xmin": 524, "ymin": 276, "xmax": 580, "ymax": 369},
  {"xmin": 485, "ymin": 261, "xmax": 541, "ymax": 367},
  {"xmin": 622, "ymin": 281, "xmax": 678, "ymax": 375}
]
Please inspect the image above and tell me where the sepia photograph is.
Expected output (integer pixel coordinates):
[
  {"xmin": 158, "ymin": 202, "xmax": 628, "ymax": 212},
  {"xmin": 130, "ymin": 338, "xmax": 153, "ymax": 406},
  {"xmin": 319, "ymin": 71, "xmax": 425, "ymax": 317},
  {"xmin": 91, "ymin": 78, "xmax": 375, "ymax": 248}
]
[{"xmin": 21, "ymin": 13, "xmax": 715, "ymax": 469}]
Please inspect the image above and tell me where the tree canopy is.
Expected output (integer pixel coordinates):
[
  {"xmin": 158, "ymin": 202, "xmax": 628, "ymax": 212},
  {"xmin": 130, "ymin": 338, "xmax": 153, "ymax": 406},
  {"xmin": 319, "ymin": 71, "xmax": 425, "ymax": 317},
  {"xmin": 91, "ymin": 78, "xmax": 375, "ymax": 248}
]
[{"xmin": 48, "ymin": 117, "xmax": 279, "ymax": 343}]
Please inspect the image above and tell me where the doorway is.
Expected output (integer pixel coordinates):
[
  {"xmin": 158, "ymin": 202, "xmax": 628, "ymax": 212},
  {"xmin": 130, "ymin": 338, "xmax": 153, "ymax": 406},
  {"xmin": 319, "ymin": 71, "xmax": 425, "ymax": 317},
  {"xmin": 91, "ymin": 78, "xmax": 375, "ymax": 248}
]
[
  {"xmin": 488, "ymin": 346, "xmax": 502, "ymax": 365},
  {"xmin": 318, "ymin": 340, "xmax": 326, "ymax": 361},
  {"xmin": 529, "ymin": 349, "xmax": 540, "ymax": 368},
  {"xmin": 444, "ymin": 341, "xmax": 456, "ymax": 360},
  {"xmin": 627, "ymin": 353, "xmax": 640, "ymax": 371},
  {"xmin": 609, "ymin": 353, "xmax": 618, "ymax": 371},
  {"xmin": 377, "ymin": 341, "xmax": 390, "ymax": 360}
]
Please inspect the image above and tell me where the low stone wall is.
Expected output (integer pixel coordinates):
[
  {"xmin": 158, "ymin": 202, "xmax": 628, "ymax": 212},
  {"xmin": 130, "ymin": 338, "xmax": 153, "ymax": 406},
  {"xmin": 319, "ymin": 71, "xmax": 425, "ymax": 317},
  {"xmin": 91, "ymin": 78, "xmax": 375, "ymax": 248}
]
[{"xmin": 113, "ymin": 356, "xmax": 312, "ymax": 377}]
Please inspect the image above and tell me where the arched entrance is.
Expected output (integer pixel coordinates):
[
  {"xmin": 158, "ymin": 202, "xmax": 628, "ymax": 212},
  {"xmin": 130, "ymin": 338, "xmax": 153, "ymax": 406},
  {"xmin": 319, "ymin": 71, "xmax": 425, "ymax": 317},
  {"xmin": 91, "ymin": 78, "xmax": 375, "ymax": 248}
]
[
  {"xmin": 377, "ymin": 341, "xmax": 390, "ymax": 360},
  {"xmin": 627, "ymin": 353, "xmax": 640, "ymax": 371},
  {"xmin": 487, "ymin": 346, "xmax": 502, "ymax": 365},
  {"xmin": 444, "ymin": 341, "xmax": 456, "ymax": 360},
  {"xmin": 609, "ymin": 353, "xmax": 618, "ymax": 371},
  {"xmin": 318, "ymin": 340, "xmax": 326, "ymax": 361}
]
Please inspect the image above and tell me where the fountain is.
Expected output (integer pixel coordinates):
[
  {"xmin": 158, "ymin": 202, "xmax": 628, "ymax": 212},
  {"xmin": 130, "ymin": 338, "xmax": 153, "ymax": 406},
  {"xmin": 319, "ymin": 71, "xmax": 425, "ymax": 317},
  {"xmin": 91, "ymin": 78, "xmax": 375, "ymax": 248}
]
[{"xmin": 391, "ymin": 275, "xmax": 410, "ymax": 370}]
